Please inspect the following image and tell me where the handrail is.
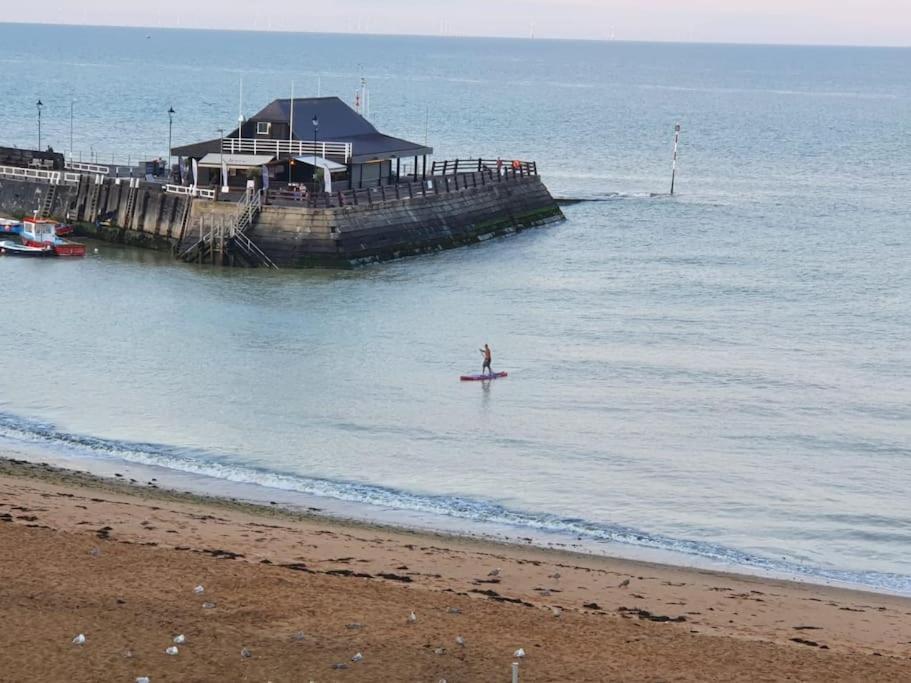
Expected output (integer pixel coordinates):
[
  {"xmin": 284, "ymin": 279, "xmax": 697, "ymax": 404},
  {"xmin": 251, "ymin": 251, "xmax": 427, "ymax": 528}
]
[
  {"xmin": 430, "ymin": 158, "xmax": 537, "ymax": 177},
  {"xmin": 65, "ymin": 161, "xmax": 111, "ymax": 175},
  {"xmin": 164, "ymin": 184, "xmax": 215, "ymax": 200},
  {"xmin": 263, "ymin": 165, "xmax": 538, "ymax": 210},
  {"xmin": 0, "ymin": 164, "xmax": 80, "ymax": 185},
  {"xmin": 221, "ymin": 138, "xmax": 352, "ymax": 163}
]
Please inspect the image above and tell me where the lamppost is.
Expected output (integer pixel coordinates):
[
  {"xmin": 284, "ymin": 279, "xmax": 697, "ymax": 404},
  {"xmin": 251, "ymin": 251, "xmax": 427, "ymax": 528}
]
[
  {"xmin": 217, "ymin": 127, "xmax": 226, "ymax": 193},
  {"xmin": 36, "ymin": 100, "xmax": 43, "ymax": 150},
  {"xmin": 69, "ymin": 100, "xmax": 74, "ymax": 160},
  {"xmin": 168, "ymin": 107, "xmax": 175, "ymax": 176},
  {"xmin": 312, "ymin": 114, "xmax": 319, "ymax": 192}
]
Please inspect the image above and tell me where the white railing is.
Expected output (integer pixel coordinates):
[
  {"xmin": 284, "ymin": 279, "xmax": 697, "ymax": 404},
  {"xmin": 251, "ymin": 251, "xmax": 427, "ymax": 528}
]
[
  {"xmin": 65, "ymin": 161, "xmax": 111, "ymax": 175},
  {"xmin": 221, "ymin": 138, "xmax": 352, "ymax": 162},
  {"xmin": 164, "ymin": 184, "xmax": 216, "ymax": 200},
  {"xmin": 0, "ymin": 165, "xmax": 81, "ymax": 186}
]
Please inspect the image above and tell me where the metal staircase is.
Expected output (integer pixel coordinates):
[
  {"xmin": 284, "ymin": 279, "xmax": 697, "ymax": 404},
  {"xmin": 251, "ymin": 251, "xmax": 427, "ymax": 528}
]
[{"xmin": 178, "ymin": 190, "xmax": 277, "ymax": 269}]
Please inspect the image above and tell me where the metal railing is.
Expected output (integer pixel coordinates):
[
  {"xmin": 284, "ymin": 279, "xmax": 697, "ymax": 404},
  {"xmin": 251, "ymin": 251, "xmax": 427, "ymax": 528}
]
[
  {"xmin": 164, "ymin": 184, "xmax": 216, "ymax": 200},
  {"xmin": 430, "ymin": 158, "xmax": 537, "ymax": 177},
  {"xmin": 221, "ymin": 138, "xmax": 352, "ymax": 162},
  {"xmin": 0, "ymin": 164, "xmax": 81, "ymax": 185},
  {"xmin": 264, "ymin": 164, "xmax": 538, "ymax": 209},
  {"xmin": 65, "ymin": 161, "xmax": 111, "ymax": 175}
]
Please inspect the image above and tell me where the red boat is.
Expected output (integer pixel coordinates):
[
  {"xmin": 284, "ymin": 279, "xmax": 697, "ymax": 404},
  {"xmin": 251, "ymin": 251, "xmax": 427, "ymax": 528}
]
[{"xmin": 20, "ymin": 218, "xmax": 86, "ymax": 257}]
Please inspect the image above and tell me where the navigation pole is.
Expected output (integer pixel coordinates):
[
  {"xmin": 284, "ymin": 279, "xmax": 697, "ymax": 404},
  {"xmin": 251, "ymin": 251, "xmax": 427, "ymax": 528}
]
[{"xmin": 670, "ymin": 123, "xmax": 681, "ymax": 196}]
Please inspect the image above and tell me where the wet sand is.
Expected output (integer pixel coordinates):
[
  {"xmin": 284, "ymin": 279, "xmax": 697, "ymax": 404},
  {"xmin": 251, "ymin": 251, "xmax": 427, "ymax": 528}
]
[{"xmin": 0, "ymin": 456, "xmax": 909, "ymax": 682}]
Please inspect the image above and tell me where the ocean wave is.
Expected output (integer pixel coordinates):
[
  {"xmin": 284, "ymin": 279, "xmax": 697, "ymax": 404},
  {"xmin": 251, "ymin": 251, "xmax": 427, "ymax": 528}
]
[{"xmin": 0, "ymin": 410, "xmax": 908, "ymax": 595}]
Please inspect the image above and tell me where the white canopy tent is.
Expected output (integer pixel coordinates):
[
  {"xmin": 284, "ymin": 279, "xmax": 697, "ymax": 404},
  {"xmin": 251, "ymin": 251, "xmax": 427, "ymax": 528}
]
[
  {"xmin": 293, "ymin": 155, "xmax": 347, "ymax": 193},
  {"xmin": 199, "ymin": 153, "xmax": 275, "ymax": 192}
]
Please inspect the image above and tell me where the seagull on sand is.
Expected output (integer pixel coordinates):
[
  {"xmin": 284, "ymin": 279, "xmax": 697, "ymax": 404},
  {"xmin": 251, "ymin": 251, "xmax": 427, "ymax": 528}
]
[
  {"xmin": 407, "ymin": 611, "xmax": 417, "ymax": 623},
  {"xmin": 619, "ymin": 578, "xmax": 631, "ymax": 588},
  {"xmin": 514, "ymin": 647, "xmax": 526, "ymax": 658},
  {"xmin": 488, "ymin": 568, "xmax": 501, "ymax": 577},
  {"xmin": 194, "ymin": 585, "xmax": 205, "ymax": 595},
  {"xmin": 72, "ymin": 634, "xmax": 86, "ymax": 645},
  {"xmin": 165, "ymin": 646, "xmax": 179, "ymax": 656},
  {"xmin": 352, "ymin": 652, "xmax": 364, "ymax": 662},
  {"xmin": 173, "ymin": 634, "xmax": 186, "ymax": 644},
  {"xmin": 456, "ymin": 635, "xmax": 465, "ymax": 647}
]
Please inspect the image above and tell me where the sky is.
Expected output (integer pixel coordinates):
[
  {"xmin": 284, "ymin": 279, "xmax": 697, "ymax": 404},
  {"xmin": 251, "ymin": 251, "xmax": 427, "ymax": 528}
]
[{"xmin": 1, "ymin": 0, "xmax": 910, "ymax": 46}]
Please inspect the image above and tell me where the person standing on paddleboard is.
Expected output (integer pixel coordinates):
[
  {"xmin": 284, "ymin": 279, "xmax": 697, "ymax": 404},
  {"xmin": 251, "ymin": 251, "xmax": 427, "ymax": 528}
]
[{"xmin": 480, "ymin": 344, "xmax": 494, "ymax": 376}]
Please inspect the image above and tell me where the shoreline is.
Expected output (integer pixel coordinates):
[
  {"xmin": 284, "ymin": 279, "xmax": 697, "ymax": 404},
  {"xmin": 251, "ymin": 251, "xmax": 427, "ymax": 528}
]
[
  {"xmin": 0, "ymin": 452, "xmax": 909, "ymax": 680},
  {"xmin": 2, "ymin": 436, "xmax": 909, "ymax": 599}
]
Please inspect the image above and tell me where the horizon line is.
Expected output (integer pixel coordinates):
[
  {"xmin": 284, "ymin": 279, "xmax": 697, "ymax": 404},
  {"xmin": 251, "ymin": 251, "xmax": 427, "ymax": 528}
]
[{"xmin": 1, "ymin": 20, "xmax": 910, "ymax": 50}]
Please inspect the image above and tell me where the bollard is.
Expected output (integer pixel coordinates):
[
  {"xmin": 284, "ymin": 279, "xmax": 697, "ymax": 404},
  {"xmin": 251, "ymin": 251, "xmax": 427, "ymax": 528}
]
[{"xmin": 512, "ymin": 661, "xmax": 520, "ymax": 683}]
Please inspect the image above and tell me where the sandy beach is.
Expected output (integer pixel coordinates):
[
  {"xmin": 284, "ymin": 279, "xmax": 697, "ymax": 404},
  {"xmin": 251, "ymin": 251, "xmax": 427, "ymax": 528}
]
[{"xmin": 0, "ymin": 455, "xmax": 909, "ymax": 682}]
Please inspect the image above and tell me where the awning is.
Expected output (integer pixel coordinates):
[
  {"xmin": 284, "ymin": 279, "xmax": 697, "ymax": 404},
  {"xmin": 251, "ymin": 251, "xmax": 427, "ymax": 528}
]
[
  {"xmin": 198, "ymin": 153, "xmax": 275, "ymax": 169},
  {"xmin": 293, "ymin": 156, "xmax": 348, "ymax": 173}
]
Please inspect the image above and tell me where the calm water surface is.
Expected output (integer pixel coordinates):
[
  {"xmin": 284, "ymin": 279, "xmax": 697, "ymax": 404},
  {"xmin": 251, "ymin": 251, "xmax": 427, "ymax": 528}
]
[{"xmin": 0, "ymin": 25, "xmax": 909, "ymax": 593}]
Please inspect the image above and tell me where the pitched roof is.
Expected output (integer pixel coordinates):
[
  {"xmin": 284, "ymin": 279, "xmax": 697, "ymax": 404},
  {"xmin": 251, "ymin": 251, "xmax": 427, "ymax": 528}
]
[
  {"xmin": 243, "ymin": 97, "xmax": 432, "ymax": 162},
  {"xmin": 250, "ymin": 97, "xmax": 376, "ymax": 139},
  {"xmin": 173, "ymin": 97, "xmax": 432, "ymax": 162}
]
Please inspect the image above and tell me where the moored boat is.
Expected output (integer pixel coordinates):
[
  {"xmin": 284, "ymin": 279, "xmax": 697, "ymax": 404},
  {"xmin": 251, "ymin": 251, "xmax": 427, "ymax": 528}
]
[
  {"xmin": 20, "ymin": 218, "xmax": 86, "ymax": 257},
  {"xmin": 0, "ymin": 218, "xmax": 23, "ymax": 235},
  {"xmin": 0, "ymin": 239, "xmax": 54, "ymax": 257}
]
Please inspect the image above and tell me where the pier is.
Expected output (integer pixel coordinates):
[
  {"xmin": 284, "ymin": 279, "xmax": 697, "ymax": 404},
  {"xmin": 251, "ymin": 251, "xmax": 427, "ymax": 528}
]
[{"xmin": 0, "ymin": 96, "xmax": 563, "ymax": 268}]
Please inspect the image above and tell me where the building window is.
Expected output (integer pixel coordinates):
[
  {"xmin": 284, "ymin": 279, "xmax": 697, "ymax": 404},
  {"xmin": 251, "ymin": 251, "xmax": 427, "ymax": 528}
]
[{"xmin": 256, "ymin": 122, "xmax": 271, "ymax": 136}]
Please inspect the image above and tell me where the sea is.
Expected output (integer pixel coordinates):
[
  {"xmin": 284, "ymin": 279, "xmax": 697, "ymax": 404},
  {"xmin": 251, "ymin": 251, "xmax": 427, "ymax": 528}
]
[{"xmin": 0, "ymin": 24, "xmax": 909, "ymax": 595}]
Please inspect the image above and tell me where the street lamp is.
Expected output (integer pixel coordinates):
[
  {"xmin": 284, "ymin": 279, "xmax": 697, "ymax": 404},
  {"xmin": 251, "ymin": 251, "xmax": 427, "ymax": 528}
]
[
  {"xmin": 167, "ymin": 107, "xmax": 175, "ymax": 177},
  {"xmin": 312, "ymin": 114, "xmax": 319, "ymax": 192},
  {"xmin": 36, "ymin": 100, "xmax": 43, "ymax": 150},
  {"xmin": 217, "ymin": 127, "xmax": 227, "ymax": 193},
  {"xmin": 69, "ymin": 99, "xmax": 74, "ymax": 160}
]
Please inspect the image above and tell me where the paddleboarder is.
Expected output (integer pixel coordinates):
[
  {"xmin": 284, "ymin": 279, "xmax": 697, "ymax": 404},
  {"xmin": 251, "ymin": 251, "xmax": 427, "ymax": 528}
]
[{"xmin": 480, "ymin": 343, "xmax": 494, "ymax": 377}]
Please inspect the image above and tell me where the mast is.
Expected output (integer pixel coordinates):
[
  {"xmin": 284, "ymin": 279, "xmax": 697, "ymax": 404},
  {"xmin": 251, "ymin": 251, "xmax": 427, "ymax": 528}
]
[{"xmin": 289, "ymin": 80, "xmax": 295, "ymax": 150}]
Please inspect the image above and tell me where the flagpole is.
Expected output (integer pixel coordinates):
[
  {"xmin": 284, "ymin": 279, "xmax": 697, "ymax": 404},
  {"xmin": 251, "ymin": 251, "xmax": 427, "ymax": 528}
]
[
  {"xmin": 237, "ymin": 75, "xmax": 244, "ymax": 140},
  {"xmin": 289, "ymin": 80, "xmax": 295, "ymax": 153}
]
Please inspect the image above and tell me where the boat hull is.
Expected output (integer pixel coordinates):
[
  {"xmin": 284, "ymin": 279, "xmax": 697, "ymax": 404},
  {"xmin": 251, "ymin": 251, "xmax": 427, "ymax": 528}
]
[
  {"xmin": 0, "ymin": 240, "xmax": 54, "ymax": 257},
  {"xmin": 22, "ymin": 237, "xmax": 86, "ymax": 257}
]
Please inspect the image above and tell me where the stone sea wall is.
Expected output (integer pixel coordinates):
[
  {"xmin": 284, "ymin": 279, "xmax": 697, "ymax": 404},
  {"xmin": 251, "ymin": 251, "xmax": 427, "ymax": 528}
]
[
  {"xmin": 0, "ymin": 173, "xmax": 563, "ymax": 267},
  {"xmin": 192, "ymin": 175, "xmax": 564, "ymax": 267}
]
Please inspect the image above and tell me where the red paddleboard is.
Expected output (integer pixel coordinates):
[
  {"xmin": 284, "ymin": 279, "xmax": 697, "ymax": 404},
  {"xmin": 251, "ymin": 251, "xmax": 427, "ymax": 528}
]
[{"xmin": 460, "ymin": 371, "xmax": 508, "ymax": 382}]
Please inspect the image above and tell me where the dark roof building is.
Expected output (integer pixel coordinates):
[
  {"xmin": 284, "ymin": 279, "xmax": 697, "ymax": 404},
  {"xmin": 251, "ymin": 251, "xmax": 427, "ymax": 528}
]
[{"xmin": 172, "ymin": 97, "xmax": 431, "ymax": 164}]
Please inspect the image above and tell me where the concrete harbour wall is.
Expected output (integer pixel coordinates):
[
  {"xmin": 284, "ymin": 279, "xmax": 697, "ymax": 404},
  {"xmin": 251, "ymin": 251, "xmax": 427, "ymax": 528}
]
[
  {"xmin": 190, "ymin": 175, "xmax": 563, "ymax": 267},
  {"xmin": 0, "ymin": 172, "xmax": 563, "ymax": 267}
]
